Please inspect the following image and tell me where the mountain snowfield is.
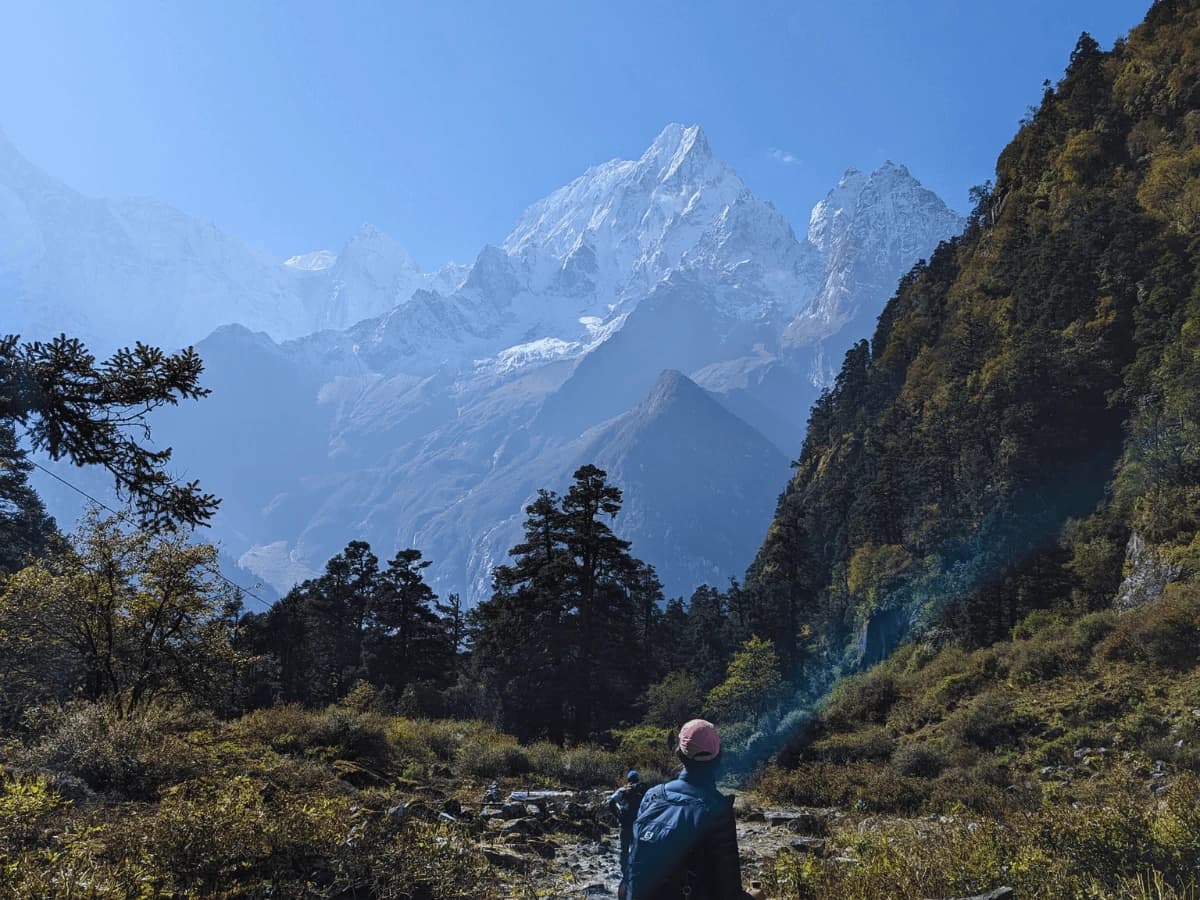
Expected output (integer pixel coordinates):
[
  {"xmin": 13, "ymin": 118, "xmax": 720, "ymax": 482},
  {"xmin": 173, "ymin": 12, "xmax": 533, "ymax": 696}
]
[{"xmin": 3, "ymin": 124, "xmax": 964, "ymax": 602}]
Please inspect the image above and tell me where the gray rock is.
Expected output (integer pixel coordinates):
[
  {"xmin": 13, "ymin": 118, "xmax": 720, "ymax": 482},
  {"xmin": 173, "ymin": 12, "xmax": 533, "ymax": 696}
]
[
  {"xmin": 788, "ymin": 837, "xmax": 827, "ymax": 856},
  {"xmin": 1116, "ymin": 530, "xmax": 1180, "ymax": 609}
]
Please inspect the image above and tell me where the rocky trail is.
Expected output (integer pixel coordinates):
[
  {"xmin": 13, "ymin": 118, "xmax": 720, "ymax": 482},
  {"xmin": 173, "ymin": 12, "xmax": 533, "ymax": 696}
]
[
  {"xmin": 417, "ymin": 782, "xmax": 864, "ymax": 897},
  {"xmin": 397, "ymin": 781, "xmax": 1016, "ymax": 899}
]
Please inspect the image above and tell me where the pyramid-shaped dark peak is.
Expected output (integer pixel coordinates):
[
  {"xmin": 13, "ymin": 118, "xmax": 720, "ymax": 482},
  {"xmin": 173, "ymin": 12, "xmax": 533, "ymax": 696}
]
[{"xmin": 639, "ymin": 368, "xmax": 706, "ymax": 412}]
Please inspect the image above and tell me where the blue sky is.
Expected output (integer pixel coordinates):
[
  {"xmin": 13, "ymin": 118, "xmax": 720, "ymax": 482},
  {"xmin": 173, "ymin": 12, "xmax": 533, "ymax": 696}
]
[{"xmin": 0, "ymin": 0, "xmax": 1151, "ymax": 268}]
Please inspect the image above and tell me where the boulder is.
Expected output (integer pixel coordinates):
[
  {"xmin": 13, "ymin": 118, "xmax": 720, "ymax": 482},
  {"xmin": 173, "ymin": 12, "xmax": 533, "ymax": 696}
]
[
  {"xmin": 764, "ymin": 810, "xmax": 829, "ymax": 836},
  {"xmin": 788, "ymin": 838, "xmax": 827, "ymax": 856},
  {"xmin": 499, "ymin": 801, "xmax": 528, "ymax": 819},
  {"xmin": 502, "ymin": 817, "xmax": 543, "ymax": 837}
]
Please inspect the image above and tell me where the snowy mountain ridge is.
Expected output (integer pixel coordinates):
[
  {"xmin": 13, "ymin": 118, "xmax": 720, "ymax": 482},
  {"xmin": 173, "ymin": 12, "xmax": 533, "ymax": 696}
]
[{"xmin": 12, "ymin": 122, "xmax": 966, "ymax": 604}]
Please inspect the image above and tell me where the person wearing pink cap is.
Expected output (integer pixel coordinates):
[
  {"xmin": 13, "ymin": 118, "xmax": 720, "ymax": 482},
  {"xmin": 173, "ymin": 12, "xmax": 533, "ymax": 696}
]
[{"xmin": 625, "ymin": 719, "xmax": 751, "ymax": 899}]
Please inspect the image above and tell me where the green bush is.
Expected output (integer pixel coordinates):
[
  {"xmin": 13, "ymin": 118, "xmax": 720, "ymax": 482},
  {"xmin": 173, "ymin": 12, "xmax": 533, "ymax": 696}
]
[
  {"xmin": 822, "ymin": 667, "xmax": 899, "ymax": 731},
  {"xmin": 891, "ymin": 743, "xmax": 949, "ymax": 778},
  {"xmin": 455, "ymin": 731, "xmax": 530, "ymax": 778},
  {"xmin": 642, "ymin": 671, "xmax": 703, "ymax": 729},
  {"xmin": 234, "ymin": 704, "xmax": 394, "ymax": 772},
  {"xmin": 1068, "ymin": 610, "xmax": 1118, "ymax": 653},
  {"xmin": 811, "ymin": 727, "xmax": 896, "ymax": 764},
  {"xmin": 1011, "ymin": 609, "xmax": 1067, "ymax": 641},
  {"xmin": 1096, "ymin": 585, "xmax": 1200, "ymax": 670},
  {"xmin": 1008, "ymin": 636, "xmax": 1079, "ymax": 685},
  {"xmin": 23, "ymin": 702, "xmax": 202, "ymax": 799},
  {"xmin": 560, "ymin": 745, "xmax": 622, "ymax": 787},
  {"xmin": 613, "ymin": 723, "xmax": 678, "ymax": 773},
  {"xmin": 945, "ymin": 692, "xmax": 1027, "ymax": 751}
]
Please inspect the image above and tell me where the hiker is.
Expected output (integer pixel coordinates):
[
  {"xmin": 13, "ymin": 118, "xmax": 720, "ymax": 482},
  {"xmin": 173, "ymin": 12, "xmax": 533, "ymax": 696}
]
[
  {"xmin": 626, "ymin": 719, "xmax": 752, "ymax": 900},
  {"xmin": 608, "ymin": 769, "xmax": 648, "ymax": 889}
]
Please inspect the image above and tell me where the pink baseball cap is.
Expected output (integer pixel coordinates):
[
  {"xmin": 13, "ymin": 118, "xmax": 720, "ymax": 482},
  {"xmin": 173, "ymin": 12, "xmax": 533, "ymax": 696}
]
[{"xmin": 678, "ymin": 719, "xmax": 721, "ymax": 761}]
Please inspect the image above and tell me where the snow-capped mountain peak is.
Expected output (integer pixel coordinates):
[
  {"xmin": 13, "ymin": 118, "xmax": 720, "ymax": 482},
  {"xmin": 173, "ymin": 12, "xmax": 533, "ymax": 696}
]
[
  {"xmin": 788, "ymin": 160, "xmax": 965, "ymax": 350},
  {"xmin": 643, "ymin": 122, "xmax": 717, "ymax": 182},
  {"xmin": 498, "ymin": 122, "xmax": 818, "ymax": 328}
]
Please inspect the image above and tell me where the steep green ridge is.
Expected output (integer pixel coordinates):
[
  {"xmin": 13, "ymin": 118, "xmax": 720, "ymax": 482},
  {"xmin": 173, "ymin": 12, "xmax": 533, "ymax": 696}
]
[{"xmin": 748, "ymin": 0, "xmax": 1200, "ymax": 674}]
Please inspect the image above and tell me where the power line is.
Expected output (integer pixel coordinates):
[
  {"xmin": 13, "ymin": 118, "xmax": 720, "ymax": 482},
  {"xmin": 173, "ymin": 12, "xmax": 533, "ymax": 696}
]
[{"xmin": 29, "ymin": 459, "xmax": 272, "ymax": 610}]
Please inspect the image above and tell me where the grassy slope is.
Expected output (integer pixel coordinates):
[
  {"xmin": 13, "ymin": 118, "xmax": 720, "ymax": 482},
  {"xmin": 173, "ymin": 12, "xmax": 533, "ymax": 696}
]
[{"xmin": 751, "ymin": 585, "xmax": 1200, "ymax": 898}]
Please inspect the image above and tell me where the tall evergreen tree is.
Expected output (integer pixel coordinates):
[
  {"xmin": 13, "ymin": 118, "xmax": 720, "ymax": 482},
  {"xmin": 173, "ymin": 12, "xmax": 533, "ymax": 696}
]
[{"xmin": 470, "ymin": 466, "xmax": 663, "ymax": 741}]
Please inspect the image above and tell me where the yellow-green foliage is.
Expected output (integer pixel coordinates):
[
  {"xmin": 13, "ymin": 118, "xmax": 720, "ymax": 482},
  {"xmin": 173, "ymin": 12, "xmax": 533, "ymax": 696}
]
[
  {"xmin": 0, "ymin": 702, "xmax": 501, "ymax": 899},
  {"xmin": 756, "ymin": 578, "xmax": 1200, "ymax": 897},
  {"xmin": 846, "ymin": 542, "xmax": 913, "ymax": 615},
  {"xmin": 706, "ymin": 635, "xmax": 783, "ymax": 723},
  {"xmin": 760, "ymin": 776, "xmax": 1200, "ymax": 899},
  {"xmin": 0, "ymin": 694, "xmax": 679, "ymax": 897},
  {"xmin": 20, "ymin": 701, "xmax": 208, "ymax": 799},
  {"xmin": 1097, "ymin": 584, "xmax": 1200, "ymax": 668},
  {"xmin": 0, "ymin": 770, "xmax": 65, "ymax": 849}
]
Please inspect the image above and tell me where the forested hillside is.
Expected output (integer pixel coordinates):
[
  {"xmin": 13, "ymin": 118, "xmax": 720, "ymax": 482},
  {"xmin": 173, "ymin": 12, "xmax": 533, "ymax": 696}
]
[{"xmin": 748, "ymin": 0, "xmax": 1200, "ymax": 675}]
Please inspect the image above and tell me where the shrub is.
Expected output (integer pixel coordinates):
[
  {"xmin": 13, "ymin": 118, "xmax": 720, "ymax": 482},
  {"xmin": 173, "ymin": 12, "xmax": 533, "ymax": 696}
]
[
  {"xmin": 753, "ymin": 762, "xmax": 858, "ymax": 808},
  {"xmin": 231, "ymin": 703, "xmax": 322, "ymax": 748},
  {"xmin": 857, "ymin": 765, "xmax": 926, "ymax": 813},
  {"xmin": 1011, "ymin": 609, "xmax": 1067, "ymax": 641},
  {"xmin": 1069, "ymin": 610, "xmax": 1118, "ymax": 653},
  {"xmin": 1008, "ymin": 636, "xmax": 1078, "ymax": 685},
  {"xmin": 945, "ymin": 692, "xmax": 1027, "ymax": 751},
  {"xmin": 389, "ymin": 718, "xmax": 493, "ymax": 764},
  {"xmin": 23, "ymin": 702, "xmax": 201, "ymax": 798},
  {"xmin": 235, "ymin": 705, "xmax": 394, "ymax": 772},
  {"xmin": 613, "ymin": 724, "xmax": 677, "ymax": 773},
  {"xmin": 891, "ymin": 743, "xmax": 949, "ymax": 778},
  {"xmin": 455, "ymin": 732, "xmax": 529, "ymax": 778},
  {"xmin": 560, "ymin": 746, "xmax": 622, "ymax": 787},
  {"xmin": 822, "ymin": 667, "xmax": 899, "ymax": 731},
  {"xmin": 525, "ymin": 741, "xmax": 566, "ymax": 779},
  {"xmin": 810, "ymin": 727, "xmax": 896, "ymax": 764},
  {"xmin": 643, "ymin": 671, "xmax": 703, "ymax": 729},
  {"xmin": 1096, "ymin": 585, "xmax": 1200, "ymax": 670},
  {"xmin": 926, "ymin": 771, "xmax": 1012, "ymax": 815},
  {"xmin": 138, "ymin": 776, "xmax": 492, "ymax": 897}
]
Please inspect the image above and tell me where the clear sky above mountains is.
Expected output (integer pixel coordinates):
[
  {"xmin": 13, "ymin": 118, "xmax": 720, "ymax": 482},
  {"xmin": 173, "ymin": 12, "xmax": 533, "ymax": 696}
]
[{"xmin": 0, "ymin": 0, "xmax": 1150, "ymax": 269}]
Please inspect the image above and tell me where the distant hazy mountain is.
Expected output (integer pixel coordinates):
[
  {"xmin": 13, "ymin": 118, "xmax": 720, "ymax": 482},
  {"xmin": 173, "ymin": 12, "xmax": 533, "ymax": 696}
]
[
  {"xmin": 0, "ymin": 130, "xmax": 460, "ymax": 351},
  {"xmin": 7, "ymin": 124, "xmax": 964, "ymax": 603}
]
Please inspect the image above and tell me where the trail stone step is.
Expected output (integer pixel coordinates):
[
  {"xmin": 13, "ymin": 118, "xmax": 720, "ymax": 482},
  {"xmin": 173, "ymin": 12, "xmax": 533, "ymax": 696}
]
[{"xmin": 764, "ymin": 810, "xmax": 829, "ymax": 835}]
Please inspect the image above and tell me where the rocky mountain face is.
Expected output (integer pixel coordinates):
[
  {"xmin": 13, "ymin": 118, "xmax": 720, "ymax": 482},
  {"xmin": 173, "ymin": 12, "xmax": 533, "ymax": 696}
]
[{"xmin": 6, "ymin": 124, "xmax": 964, "ymax": 602}]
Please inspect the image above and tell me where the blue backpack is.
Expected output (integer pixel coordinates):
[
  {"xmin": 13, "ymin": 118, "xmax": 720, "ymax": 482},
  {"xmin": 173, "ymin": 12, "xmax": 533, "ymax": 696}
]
[{"xmin": 626, "ymin": 781, "xmax": 715, "ymax": 899}]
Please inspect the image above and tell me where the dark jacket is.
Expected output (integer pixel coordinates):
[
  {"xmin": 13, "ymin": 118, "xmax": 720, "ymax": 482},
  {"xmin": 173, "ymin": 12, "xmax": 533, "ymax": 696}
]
[
  {"xmin": 626, "ymin": 764, "xmax": 744, "ymax": 900},
  {"xmin": 609, "ymin": 782, "xmax": 648, "ymax": 828}
]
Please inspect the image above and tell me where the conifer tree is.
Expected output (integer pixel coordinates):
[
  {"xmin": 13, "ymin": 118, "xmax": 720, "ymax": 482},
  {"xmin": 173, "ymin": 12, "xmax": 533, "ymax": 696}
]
[{"xmin": 0, "ymin": 334, "xmax": 218, "ymax": 530}]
